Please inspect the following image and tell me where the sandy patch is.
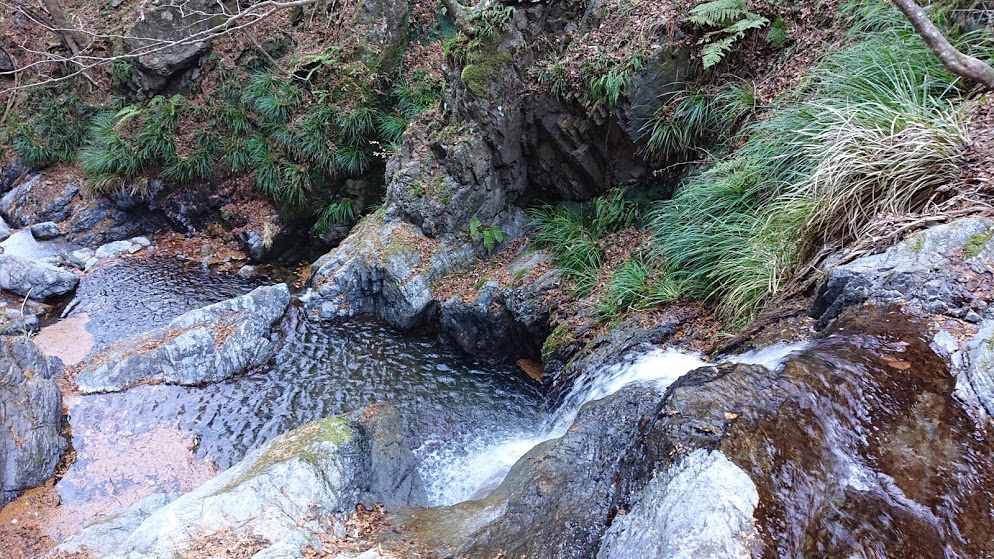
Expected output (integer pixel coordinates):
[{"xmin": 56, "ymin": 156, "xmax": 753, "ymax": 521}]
[{"xmin": 32, "ymin": 314, "xmax": 96, "ymax": 367}]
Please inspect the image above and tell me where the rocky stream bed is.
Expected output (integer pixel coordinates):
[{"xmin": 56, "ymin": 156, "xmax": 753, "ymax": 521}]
[{"xmin": 2, "ymin": 167, "xmax": 994, "ymax": 559}]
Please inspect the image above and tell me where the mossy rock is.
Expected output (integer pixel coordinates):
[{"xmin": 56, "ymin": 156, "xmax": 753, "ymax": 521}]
[
  {"xmin": 219, "ymin": 417, "xmax": 357, "ymax": 493},
  {"xmin": 461, "ymin": 51, "xmax": 513, "ymax": 98}
]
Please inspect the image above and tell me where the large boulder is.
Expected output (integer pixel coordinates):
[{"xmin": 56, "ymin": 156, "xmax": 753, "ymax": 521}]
[
  {"xmin": 0, "ymin": 337, "xmax": 66, "ymax": 506},
  {"xmin": 75, "ymin": 283, "xmax": 291, "ymax": 393},
  {"xmin": 93, "ymin": 417, "xmax": 370, "ymax": 558},
  {"xmin": 811, "ymin": 217, "xmax": 994, "ymax": 326},
  {"xmin": 0, "ymin": 253, "xmax": 79, "ymax": 300},
  {"xmin": 595, "ymin": 449, "xmax": 758, "ymax": 559},
  {"xmin": 350, "ymin": 404, "xmax": 428, "ymax": 507},
  {"xmin": 438, "ymin": 249, "xmax": 560, "ymax": 364},
  {"xmin": 124, "ymin": 0, "xmax": 215, "ymax": 92}
]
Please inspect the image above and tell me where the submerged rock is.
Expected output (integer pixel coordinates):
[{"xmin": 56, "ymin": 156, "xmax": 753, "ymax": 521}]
[
  {"xmin": 0, "ymin": 337, "xmax": 66, "ymax": 506},
  {"xmin": 75, "ymin": 283, "xmax": 291, "ymax": 393},
  {"xmin": 0, "ymin": 253, "xmax": 79, "ymax": 300},
  {"xmin": 48, "ymin": 493, "xmax": 179, "ymax": 557},
  {"xmin": 95, "ymin": 418, "xmax": 370, "ymax": 558}
]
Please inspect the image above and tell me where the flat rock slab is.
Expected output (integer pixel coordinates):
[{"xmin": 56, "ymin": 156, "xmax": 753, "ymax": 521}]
[
  {"xmin": 75, "ymin": 283, "xmax": 291, "ymax": 393},
  {"xmin": 0, "ymin": 253, "xmax": 79, "ymax": 300}
]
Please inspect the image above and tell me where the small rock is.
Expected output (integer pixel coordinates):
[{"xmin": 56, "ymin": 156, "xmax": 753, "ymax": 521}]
[
  {"xmin": 69, "ymin": 248, "xmax": 96, "ymax": 270},
  {"xmin": 237, "ymin": 265, "xmax": 258, "ymax": 278},
  {"xmin": 127, "ymin": 243, "xmax": 143, "ymax": 254},
  {"xmin": 131, "ymin": 236, "xmax": 152, "ymax": 247},
  {"xmin": 94, "ymin": 240, "xmax": 134, "ymax": 259},
  {"xmin": 29, "ymin": 222, "xmax": 61, "ymax": 240},
  {"xmin": 83, "ymin": 257, "xmax": 99, "ymax": 271},
  {"xmin": 966, "ymin": 311, "xmax": 983, "ymax": 324}
]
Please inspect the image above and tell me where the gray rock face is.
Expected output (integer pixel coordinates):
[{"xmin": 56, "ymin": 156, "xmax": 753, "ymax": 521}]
[
  {"xmin": 29, "ymin": 221, "xmax": 61, "ymax": 240},
  {"xmin": 125, "ymin": 0, "xmax": 215, "ymax": 92},
  {"xmin": 811, "ymin": 218, "xmax": 994, "ymax": 326},
  {"xmin": 596, "ymin": 449, "xmax": 758, "ymax": 559},
  {"xmin": 0, "ymin": 46, "xmax": 13, "ymax": 73},
  {"xmin": 351, "ymin": 404, "xmax": 428, "ymax": 507},
  {"xmin": 0, "ymin": 253, "xmax": 79, "ymax": 300},
  {"xmin": 98, "ymin": 418, "xmax": 370, "ymax": 559},
  {"xmin": 0, "ymin": 337, "xmax": 66, "ymax": 506},
  {"xmin": 308, "ymin": 217, "xmax": 449, "ymax": 330},
  {"xmin": 75, "ymin": 284, "xmax": 291, "ymax": 393}
]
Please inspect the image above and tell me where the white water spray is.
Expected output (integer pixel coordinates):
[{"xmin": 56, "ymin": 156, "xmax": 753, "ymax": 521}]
[{"xmin": 418, "ymin": 341, "xmax": 809, "ymax": 506}]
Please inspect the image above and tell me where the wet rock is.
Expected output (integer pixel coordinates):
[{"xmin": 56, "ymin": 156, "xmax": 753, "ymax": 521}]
[
  {"xmin": 405, "ymin": 383, "xmax": 663, "ymax": 559},
  {"xmin": 967, "ymin": 320, "xmax": 994, "ymax": 418},
  {"xmin": 351, "ymin": 404, "xmax": 428, "ymax": 507},
  {"xmin": 811, "ymin": 218, "xmax": 994, "ymax": 327},
  {"xmin": 64, "ymin": 197, "xmax": 160, "ymax": 248},
  {"xmin": 29, "ymin": 221, "xmax": 61, "ymax": 240},
  {"xmin": 47, "ymin": 493, "xmax": 178, "ymax": 557},
  {"xmin": 0, "ymin": 337, "xmax": 66, "ymax": 506},
  {"xmin": 0, "ymin": 253, "xmax": 79, "ymax": 301},
  {"xmin": 124, "ymin": 0, "xmax": 215, "ymax": 92},
  {"xmin": 96, "ymin": 418, "xmax": 370, "ymax": 559},
  {"xmin": 0, "ymin": 175, "xmax": 79, "ymax": 228},
  {"xmin": 596, "ymin": 449, "xmax": 758, "ymax": 559},
  {"xmin": 75, "ymin": 283, "xmax": 291, "ymax": 393}
]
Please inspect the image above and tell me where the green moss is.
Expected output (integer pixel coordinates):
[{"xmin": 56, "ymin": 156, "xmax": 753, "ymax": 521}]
[
  {"xmin": 541, "ymin": 324, "xmax": 578, "ymax": 364},
  {"xmin": 964, "ymin": 229, "xmax": 994, "ymax": 259},
  {"xmin": 460, "ymin": 51, "xmax": 512, "ymax": 98},
  {"xmin": 216, "ymin": 417, "xmax": 354, "ymax": 494},
  {"xmin": 908, "ymin": 234, "xmax": 925, "ymax": 255},
  {"xmin": 409, "ymin": 182, "xmax": 425, "ymax": 197}
]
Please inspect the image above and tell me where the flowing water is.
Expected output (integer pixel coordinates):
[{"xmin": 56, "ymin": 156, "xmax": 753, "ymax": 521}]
[{"xmin": 20, "ymin": 256, "xmax": 994, "ymax": 557}]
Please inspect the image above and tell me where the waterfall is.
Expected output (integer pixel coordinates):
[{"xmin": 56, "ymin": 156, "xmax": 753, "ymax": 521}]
[{"xmin": 419, "ymin": 343, "xmax": 808, "ymax": 506}]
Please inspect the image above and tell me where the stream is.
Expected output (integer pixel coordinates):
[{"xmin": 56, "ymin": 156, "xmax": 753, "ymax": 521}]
[{"xmin": 9, "ymin": 241, "xmax": 994, "ymax": 557}]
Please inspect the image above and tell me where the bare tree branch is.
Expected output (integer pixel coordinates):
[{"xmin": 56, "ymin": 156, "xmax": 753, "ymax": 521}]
[
  {"xmin": 892, "ymin": 0, "xmax": 994, "ymax": 90},
  {"xmin": 0, "ymin": 0, "xmax": 319, "ymax": 93}
]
